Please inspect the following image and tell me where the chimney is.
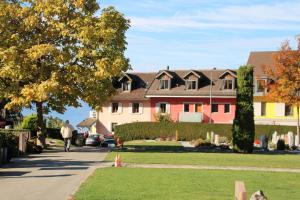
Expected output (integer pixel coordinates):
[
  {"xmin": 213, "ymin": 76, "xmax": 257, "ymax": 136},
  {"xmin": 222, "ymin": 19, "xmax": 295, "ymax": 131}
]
[{"xmin": 166, "ymin": 66, "xmax": 170, "ymax": 70}]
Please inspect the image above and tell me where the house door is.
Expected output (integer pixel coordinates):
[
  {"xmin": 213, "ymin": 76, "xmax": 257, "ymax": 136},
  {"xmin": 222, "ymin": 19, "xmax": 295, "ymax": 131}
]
[{"xmin": 195, "ymin": 103, "xmax": 202, "ymax": 112}]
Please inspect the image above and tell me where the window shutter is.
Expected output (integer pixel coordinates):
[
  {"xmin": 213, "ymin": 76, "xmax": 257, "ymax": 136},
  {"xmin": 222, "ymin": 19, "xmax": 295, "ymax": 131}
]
[
  {"xmin": 108, "ymin": 103, "xmax": 112, "ymax": 113},
  {"xmin": 139, "ymin": 103, "xmax": 143, "ymax": 114},
  {"xmin": 275, "ymin": 103, "xmax": 285, "ymax": 116},
  {"xmin": 156, "ymin": 103, "xmax": 160, "ymax": 113},
  {"xmin": 254, "ymin": 102, "xmax": 261, "ymax": 116},
  {"xmin": 220, "ymin": 79, "xmax": 225, "ymax": 90},
  {"xmin": 118, "ymin": 103, "xmax": 123, "ymax": 114},
  {"xmin": 129, "ymin": 82, "xmax": 132, "ymax": 91},
  {"xmin": 129, "ymin": 103, "xmax": 133, "ymax": 114},
  {"xmin": 166, "ymin": 103, "xmax": 171, "ymax": 114}
]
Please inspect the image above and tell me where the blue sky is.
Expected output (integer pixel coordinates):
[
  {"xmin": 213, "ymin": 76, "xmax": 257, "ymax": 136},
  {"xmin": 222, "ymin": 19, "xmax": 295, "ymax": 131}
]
[{"xmin": 23, "ymin": 0, "xmax": 300, "ymax": 127}]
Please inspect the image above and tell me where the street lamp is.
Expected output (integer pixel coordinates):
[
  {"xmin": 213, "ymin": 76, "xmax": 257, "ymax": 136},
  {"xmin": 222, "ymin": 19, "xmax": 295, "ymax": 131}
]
[{"xmin": 209, "ymin": 67, "xmax": 216, "ymax": 124}]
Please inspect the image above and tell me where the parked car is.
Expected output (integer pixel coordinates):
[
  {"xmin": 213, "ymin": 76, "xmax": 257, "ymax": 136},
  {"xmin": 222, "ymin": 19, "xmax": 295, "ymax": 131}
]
[
  {"xmin": 101, "ymin": 138, "xmax": 116, "ymax": 148},
  {"xmin": 85, "ymin": 134, "xmax": 101, "ymax": 146}
]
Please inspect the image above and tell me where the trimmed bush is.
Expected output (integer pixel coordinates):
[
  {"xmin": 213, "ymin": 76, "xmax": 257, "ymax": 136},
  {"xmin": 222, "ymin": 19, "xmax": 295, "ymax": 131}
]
[
  {"xmin": 232, "ymin": 65, "xmax": 255, "ymax": 153},
  {"xmin": 114, "ymin": 122, "xmax": 297, "ymax": 142},
  {"xmin": 277, "ymin": 139, "xmax": 285, "ymax": 150},
  {"xmin": 0, "ymin": 130, "xmax": 19, "ymax": 161}
]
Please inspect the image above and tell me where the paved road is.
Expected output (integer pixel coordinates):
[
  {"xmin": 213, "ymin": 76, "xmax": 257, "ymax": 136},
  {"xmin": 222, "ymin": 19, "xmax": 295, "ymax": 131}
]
[{"xmin": 0, "ymin": 147, "xmax": 110, "ymax": 200}]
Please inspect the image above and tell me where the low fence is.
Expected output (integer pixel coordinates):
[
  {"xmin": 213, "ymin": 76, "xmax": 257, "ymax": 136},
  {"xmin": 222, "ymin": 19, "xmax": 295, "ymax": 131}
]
[{"xmin": 0, "ymin": 129, "xmax": 31, "ymax": 166}]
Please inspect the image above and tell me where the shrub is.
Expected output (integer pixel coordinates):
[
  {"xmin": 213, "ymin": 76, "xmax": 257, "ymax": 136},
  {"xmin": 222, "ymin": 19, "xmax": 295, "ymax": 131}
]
[
  {"xmin": 193, "ymin": 138, "xmax": 211, "ymax": 147},
  {"xmin": 21, "ymin": 114, "xmax": 38, "ymax": 132},
  {"xmin": 154, "ymin": 113, "xmax": 172, "ymax": 122},
  {"xmin": 219, "ymin": 136, "xmax": 229, "ymax": 144},
  {"xmin": 0, "ymin": 130, "xmax": 19, "ymax": 161},
  {"xmin": 114, "ymin": 122, "xmax": 297, "ymax": 142},
  {"xmin": 277, "ymin": 139, "xmax": 285, "ymax": 150},
  {"xmin": 232, "ymin": 65, "xmax": 255, "ymax": 153}
]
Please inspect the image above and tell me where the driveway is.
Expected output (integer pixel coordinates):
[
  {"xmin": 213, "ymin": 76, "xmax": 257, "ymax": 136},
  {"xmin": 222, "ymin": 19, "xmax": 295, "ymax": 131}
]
[{"xmin": 0, "ymin": 146, "xmax": 110, "ymax": 200}]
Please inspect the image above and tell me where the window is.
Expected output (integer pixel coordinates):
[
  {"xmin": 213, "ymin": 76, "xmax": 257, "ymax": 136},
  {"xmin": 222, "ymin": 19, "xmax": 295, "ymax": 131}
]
[
  {"xmin": 212, "ymin": 104, "xmax": 218, "ymax": 113},
  {"xmin": 160, "ymin": 103, "xmax": 167, "ymax": 113},
  {"xmin": 223, "ymin": 79, "xmax": 233, "ymax": 90},
  {"xmin": 122, "ymin": 82, "xmax": 130, "ymax": 91},
  {"xmin": 112, "ymin": 103, "xmax": 119, "ymax": 113},
  {"xmin": 111, "ymin": 123, "xmax": 118, "ymax": 132},
  {"xmin": 132, "ymin": 103, "xmax": 140, "ymax": 113},
  {"xmin": 159, "ymin": 79, "xmax": 169, "ymax": 90},
  {"xmin": 285, "ymin": 105, "xmax": 293, "ymax": 116},
  {"xmin": 256, "ymin": 80, "xmax": 265, "ymax": 93},
  {"xmin": 224, "ymin": 104, "xmax": 230, "ymax": 113},
  {"xmin": 195, "ymin": 104, "xmax": 202, "ymax": 112},
  {"xmin": 186, "ymin": 80, "xmax": 197, "ymax": 90},
  {"xmin": 184, "ymin": 103, "xmax": 190, "ymax": 112},
  {"xmin": 261, "ymin": 102, "xmax": 266, "ymax": 116}
]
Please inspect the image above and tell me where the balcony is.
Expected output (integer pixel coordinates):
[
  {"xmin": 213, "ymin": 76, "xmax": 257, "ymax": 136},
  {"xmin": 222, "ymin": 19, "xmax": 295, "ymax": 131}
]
[{"xmin": 179, "ymin": 112, "xmax": 203, "ymax": 122}]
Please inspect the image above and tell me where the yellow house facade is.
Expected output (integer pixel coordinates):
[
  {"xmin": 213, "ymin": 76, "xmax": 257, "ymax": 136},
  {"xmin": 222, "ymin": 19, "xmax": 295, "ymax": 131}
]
[{"xmin": 248, "ymin": 51, "xmax": 298, "ymax": 126}]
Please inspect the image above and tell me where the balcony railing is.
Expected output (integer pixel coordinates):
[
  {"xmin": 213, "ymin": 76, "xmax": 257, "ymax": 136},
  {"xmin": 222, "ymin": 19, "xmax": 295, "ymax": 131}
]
[{"xmin": 179, "ymin": 112, "xmax": 203, "ymax": 122}]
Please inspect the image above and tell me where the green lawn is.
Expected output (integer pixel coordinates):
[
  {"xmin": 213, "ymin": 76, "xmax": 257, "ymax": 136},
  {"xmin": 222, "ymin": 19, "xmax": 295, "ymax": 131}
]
[
  {"xmin": 75, "ymin": 167, "xmax": 300, "ymax": 200},
  {"xmin": 106, "ymin": 152, "xmax": 300, "ymax": 169},
  {"xmin": 46, "ymin": 137, "xmax": 65, "ymax": 147},
  {"xmin": 124, "ymin": 140, "xmax": 181, "ymax": 146}
]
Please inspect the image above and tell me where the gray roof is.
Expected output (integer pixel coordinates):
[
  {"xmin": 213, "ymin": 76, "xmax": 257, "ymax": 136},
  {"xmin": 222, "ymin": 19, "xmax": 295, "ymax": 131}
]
[
  {"xmin": 146, "ymin": 69, "xmax": 236, "ymax": 97},
  {"xmin": 112, "ymin": 72, "xmax": 156, "ymax": 101}
]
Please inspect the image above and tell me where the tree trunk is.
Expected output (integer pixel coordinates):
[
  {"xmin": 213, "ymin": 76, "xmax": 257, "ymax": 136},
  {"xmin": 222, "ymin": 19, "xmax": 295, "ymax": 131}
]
[
  {"xmin": 297, "ymin": 105, "xmax": 300, "ymax": 146},
  {"xmin": 36, "ymin": 102, "xmax": 46, "ymax": 148}
]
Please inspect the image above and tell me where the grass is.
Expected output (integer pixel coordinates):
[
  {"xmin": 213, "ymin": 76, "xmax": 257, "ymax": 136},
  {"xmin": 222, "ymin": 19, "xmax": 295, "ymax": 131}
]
[
  {"xmin": 106, "ymin": 151, "xmax": 300, "ymax": 169},
  {"xmin": 75, "ymin": 167, "xmax": 300, "ymax": 200},
  {"xmin": 124, "ymin": 140, "xmax": 181, "ymax": 146},
  {"xmin": 46, "ymin": 137, "xmax": 65, "ymax": 147}
]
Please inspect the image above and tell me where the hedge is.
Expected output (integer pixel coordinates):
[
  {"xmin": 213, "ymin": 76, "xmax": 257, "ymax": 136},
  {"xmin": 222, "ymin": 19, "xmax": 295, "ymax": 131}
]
[
  {"xmin": 0, "ymin": 130, "xmax": 22, "ymax": 160},
  {"xmin": 114, "ymin": 122, "xmax": 298, "ymax": 142}
]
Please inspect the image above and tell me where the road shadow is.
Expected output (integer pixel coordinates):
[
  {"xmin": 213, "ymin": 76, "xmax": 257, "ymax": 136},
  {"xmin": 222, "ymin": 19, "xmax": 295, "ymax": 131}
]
[{"xmin": 0, "ymin": 172, "xmax": 75, "ymax": 179}]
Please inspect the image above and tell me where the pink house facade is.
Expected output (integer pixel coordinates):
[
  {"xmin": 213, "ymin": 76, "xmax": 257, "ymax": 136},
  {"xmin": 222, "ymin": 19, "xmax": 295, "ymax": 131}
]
[
  {"xmin": 150, "ymin": 97, "xmax": 235, "ymax": 123},
  {"xmin": 94, "ymin": 68, "xmax": 237, "ymax": 134}
]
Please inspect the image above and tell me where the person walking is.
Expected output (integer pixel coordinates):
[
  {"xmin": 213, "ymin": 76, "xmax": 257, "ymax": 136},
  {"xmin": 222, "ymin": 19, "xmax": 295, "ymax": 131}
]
[{"xmin": 60, "ymin": 120, "xmax": 74, "ymax": 152}]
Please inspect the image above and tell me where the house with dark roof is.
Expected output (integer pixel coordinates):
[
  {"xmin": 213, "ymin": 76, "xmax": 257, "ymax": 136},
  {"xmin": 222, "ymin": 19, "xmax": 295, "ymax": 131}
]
[
  {"xmin": 146, "ymin": 69, "xmax": 237, "ymax": 123},
  {"xmin": 96, "ymin": 72, "xmax": 156, "ymax": 135},
  {"xmin": 95, "ymin": 68, "xmax": 237, "ymax": 134},
  {"xmin": 247, "ymin": 51, "xmax": 297, "ymax": 126}
]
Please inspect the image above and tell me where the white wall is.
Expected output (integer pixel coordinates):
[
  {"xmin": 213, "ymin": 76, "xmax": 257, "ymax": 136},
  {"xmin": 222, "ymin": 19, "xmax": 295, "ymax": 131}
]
[{"xmin": 96, "ymin": 100, "xmax": 151, "ymax": 135}]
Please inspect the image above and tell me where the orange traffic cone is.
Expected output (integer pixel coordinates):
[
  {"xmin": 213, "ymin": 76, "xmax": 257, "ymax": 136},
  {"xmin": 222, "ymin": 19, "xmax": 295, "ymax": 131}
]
[{"xmin": 114, "ymin": 154, "xmax": 122, "ymax": 167}]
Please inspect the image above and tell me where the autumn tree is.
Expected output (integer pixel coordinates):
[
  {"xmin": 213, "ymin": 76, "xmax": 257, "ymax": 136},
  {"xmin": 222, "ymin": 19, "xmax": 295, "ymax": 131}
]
[
  {"xmin": 232, "ymin": 65, "xmax": 255, "ymax": 153},
  {"xmin": 0, "ymin": 0, "xmax": 130, "ymax": 143},
  {"xmin": 265, "ymin": 39, "xmax": 300, "ymax": 142}
]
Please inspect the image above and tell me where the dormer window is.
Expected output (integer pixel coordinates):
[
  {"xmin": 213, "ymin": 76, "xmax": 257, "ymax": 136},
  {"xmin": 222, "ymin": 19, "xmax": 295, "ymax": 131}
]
[
  {"xmin": 160, "ymin": 79, "xmax": 169, "ymax": 90},
  {"xmin": 156, "ymin": 70, "xmax": 173, "ymax": 90},
  {"xmin": 186, "ymin": 80, "xmax": 197, "ymax": 90},
  {"xmin": 219, "ymin": 70, "xmax": 237, "ymax": 90},
  {"xmin": 256, "ymin": 79, "xmax": 266, "ymax": 93},
  {"xmin": 119, "ymin": 73, "xmax": 133, "ymax": 92},
  {"xmin": 223, "ymin": 79, "xmax": 233, "ymax": 90},
  {"xmin": 122, "ymin": 81, "xmax": 131, "ymax": 92},
  {"xmin": 183, "ymin": 71, "xmax": 200, "ymax": 90}
]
